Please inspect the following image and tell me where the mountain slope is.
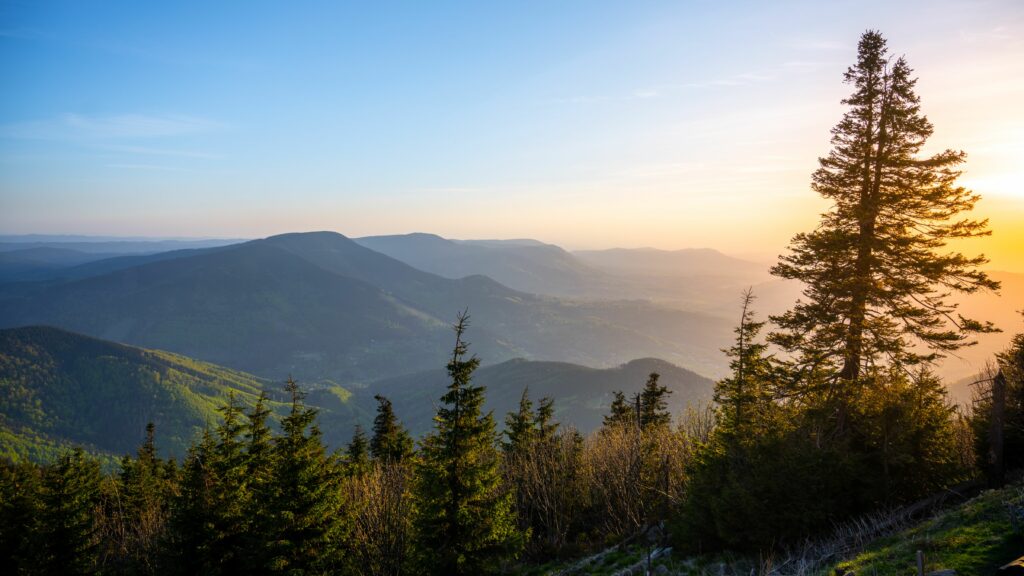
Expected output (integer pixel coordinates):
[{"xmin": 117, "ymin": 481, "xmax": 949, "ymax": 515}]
[
  {"xmin": 355, "ymin": 233, "xmax": 613, "ymax": 297},
  {"xmin": 0, "ymin": 232, "xmax": 735, "ymax": 381},
  {"xmin": 0, "ymin": 326, "xmax": 273, "ymax": 460},
  {"xmin": 363, "ymin": 357, "xmax": 715, "ymax": 436}
]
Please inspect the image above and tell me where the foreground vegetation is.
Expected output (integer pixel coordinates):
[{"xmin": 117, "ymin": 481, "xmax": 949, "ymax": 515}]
[{"xmin": 2, "ymin": 29, "xmax": 1023, "ymax": 576}]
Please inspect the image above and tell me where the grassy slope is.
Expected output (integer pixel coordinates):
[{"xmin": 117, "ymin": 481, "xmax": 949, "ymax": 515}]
[{"xmin": 832, "ymin": 480, "xmax": 1023, "ymax": 576}]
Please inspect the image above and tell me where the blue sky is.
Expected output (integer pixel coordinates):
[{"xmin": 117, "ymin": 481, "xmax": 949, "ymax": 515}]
[{"xmin": 1, "ymin": 0, "xmax": 1022, "ymax": 267}]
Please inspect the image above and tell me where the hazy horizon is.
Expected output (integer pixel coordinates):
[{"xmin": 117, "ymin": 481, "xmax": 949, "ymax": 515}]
[{"xmin": 2, "ymin": 0, "xmax": 1022, "ymax": 272}]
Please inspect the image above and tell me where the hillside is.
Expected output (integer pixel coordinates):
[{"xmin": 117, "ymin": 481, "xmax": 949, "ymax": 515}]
[
  {"xmin": 0, "ymin": 232, "xmax": 735, "ymax": 382},
  {"xmin": 0, "ymin": 326, "xmax": 279, "ymax": 460},
  {"xmin": 364, "ymin": 357, "xmax": 715, "ymax": 436}
]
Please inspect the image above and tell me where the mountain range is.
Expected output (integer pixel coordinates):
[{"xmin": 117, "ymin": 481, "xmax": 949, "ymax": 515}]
[{"xmin": 0, "ymin": 231, "xmax": 736, "ymax": 383}]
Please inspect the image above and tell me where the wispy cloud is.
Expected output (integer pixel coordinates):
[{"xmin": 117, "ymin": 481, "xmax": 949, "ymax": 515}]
[
  {"xmin": 105, "ymin": 163, "xmax": 194, "ymax": 172},
  {"xmin": 553, "ymin": 88, "xmax": 663, "ymax": 105},
  {"xmin": 100, "ymin": 144, "xmax": 221, "ymax": 160},
  {"xmin": 1, "ymin": 113, "xmax": 224, "ymax": 140}
]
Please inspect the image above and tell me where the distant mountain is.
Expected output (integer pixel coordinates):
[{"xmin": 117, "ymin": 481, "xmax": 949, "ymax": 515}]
[
  {"xmin": 364, "ymin": 357, "xmax": 715, "ymax": 436},
  {"xmin": 0, "ymin": 247, "xmax": 125, "ymax": 282},
  {"xmin": 0, "ymin": 231, "xmax": 735, "ymax": 382},
  {"xmin": 0, "ymin": 237, "xmax": 245, "ymax": 283},
  {"xmin": 0, "ymin": 236, "xmax": 244, "ymax": 254},
  {"xmin": 355, "ymin": 233, "xmax": 613, "ymax": 297},
  {"xmin": 355, "ymin": 234, "xmax": 777, "ymax": 314},
  {"xmin": 573, "ymin": 247, "xmax": 769, "ymax": 279}
]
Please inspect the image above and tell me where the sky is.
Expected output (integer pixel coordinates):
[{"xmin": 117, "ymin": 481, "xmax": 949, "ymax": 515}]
[{"xmin": 1, "ymin": 0, "xmax": 1022, "ymax": 270}]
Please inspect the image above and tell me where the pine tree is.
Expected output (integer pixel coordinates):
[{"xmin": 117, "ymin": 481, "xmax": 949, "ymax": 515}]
[
  {"xmin": 770, "ymin": 30, "xmax": 998, "ymax": 401},
  {"xmin": 535, "ymin": 396, "xmax": 558, "ymax": 446},
  {"xmin": 346, "ymin": 424, "xmax": 371, "ymax": 476},
  {"xmin": 115, "ymin": 422, "xmax": 175, "ymax": 572},
  {"xmin": 603, "ymin": 390, "xmax": 634, "ymax": 429},
  {"xmin": 413, "ymin": 312, "xmax": 524, "ymax": 575},
  {"xmin": 264, "ymin": 377, "xmax": 348, "ymax": 574},
  {"xmin": 38, "ymin": 449, "xmax": 102, "ymax": 576},
  {"xmin": 638, "ymin": 373, "xmax": 671, "ymax": 430},
  {"xmin": 242, "ymin": 392, "xmax": 277, "ymax": 571},
  {"xmin": 503, "ymin": 387, "xmax": 536, "ymax": 454},
  {"xmin": 0, "ymin": 459, "xmax": 43, "ymax": 575},
  {"xmin": 715, "ymin": 289, "xmax": 776, "ymax": 438},
  {"xmin": 370, "ymin": 394, "xmax": 414, "ymax": 463},
  {"xmin": 167, "ymin": 397, "xmax": 253, "ymax": 575}
]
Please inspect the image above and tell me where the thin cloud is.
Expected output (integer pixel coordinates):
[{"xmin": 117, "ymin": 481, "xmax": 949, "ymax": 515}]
[
  {"xmin": 1, "ymin": 113, "xmax": 224, "ymax": 140},
  {"xmin": 101, "ymin": 144, "xmax": 221, "ymax": 160},
  {"xmin": 105, "ymin": 163, "xmax": 193, "ymax": 172}
]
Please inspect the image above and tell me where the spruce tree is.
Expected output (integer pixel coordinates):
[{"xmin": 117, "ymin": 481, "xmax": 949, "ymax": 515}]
[
  {"xmin": 0, "ymin": 460, "xmax": 42, "ymax": 574},
  {"xmin": 413, "ymin": 312, "xmax": 524, "ymax": 575},
  {"xmin": 346, "ymin": 424, "xmax": 371, "ymax": 476},
  {"xmin": 603, "ymin": 390, "xmax": 634, "ymax": 429},
  {"xmin": 264, "ymin": 377, "xmax": 348, "ymax": 574},
  {"xmin": 38, "ymin": 449, "xmax": 102, "ymax": 576},
  {"xmin": 770, "ymin": 30, "xmax": 998, "ymax": 400},
  {"xmin": 370, "ymin": 394, "xmax": 414, "ymax": 463},
  {"xmin": 638, "ymin": 373, "xmax": 671, "ymax": 430},
  {"xmin": 715, "ymin": 290, "xmax": 776, "ymax": 438},
  {"xmin": 503, "ymin": 387, "xmax": 536, "ymax": 454},
  {"xmin": 535, "ymin": 396, "xmax": 558, "ymax": 446}
]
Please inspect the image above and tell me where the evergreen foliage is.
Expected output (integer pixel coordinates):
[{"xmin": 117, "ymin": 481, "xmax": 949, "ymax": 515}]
[
  {"xmin": 413, "ymin": 312, "xmax": 525, "ymax": 575},
  {"xmin": 370, "ymin": 394, "xmax": 414, "ymax": 463},
  {"xmin": 638, "ymin": 373, "xmax": 671, "ymax": 430},
  {"xmin": 770, "ymin": 30, "xmax": 998, "ymax": 394}
]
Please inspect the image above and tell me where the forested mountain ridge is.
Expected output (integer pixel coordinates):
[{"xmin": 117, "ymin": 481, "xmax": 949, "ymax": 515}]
[
  {"xmin": 0, "ymin": 231, "xmax": 735, "ymax": 381},
  {"xmin": 0, "ymin": 326, "xmax": 280, "ymax": 461}
]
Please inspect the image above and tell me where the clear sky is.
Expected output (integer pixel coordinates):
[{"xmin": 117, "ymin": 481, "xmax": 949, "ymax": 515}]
[{"xmin": 1, "ymin": 0, "xmax": 1022, "ymax": 270}]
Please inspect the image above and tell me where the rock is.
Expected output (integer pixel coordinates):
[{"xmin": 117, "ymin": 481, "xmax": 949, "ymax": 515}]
[
  {"xmin": 925, "ymin": 570, "xmax": 956, "ymax": 576},
  {"xmin": 654, "ymin": 565, "xmax": 670, "ymax": 575}
]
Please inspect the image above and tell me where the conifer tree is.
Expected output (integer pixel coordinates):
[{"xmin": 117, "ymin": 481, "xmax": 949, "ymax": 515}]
[
  {"xmin": 638, "ymin": 373, "xmax": 671, "ymax": 430},
  {"xmin": 536, "ymin": 396, "xmax": 558, "ymax": 446},
  {"xmin": 370, "ymin": 394, "xmax": 414, "ymax": 463},
  {"xmin": 115, "ymin": 422, "xmax": 174, "ymax": 571},
  {"xmin": 715, "ymin": 290, "xmax": 776, "ymax": 437},
  {"xmin": 503, "ymin": 387, "xmax": 536, "ymax": 454},
  {"xmin": 167, "ymin": 398, "xmax": 252, "ymax": 575},
  {"xmin": 264, "ymin": 377, "xmax": 347, "ymax": 574},
  {"xmin": 346, "ymin": 424, "xmax": 371, "ymax": 476},
  {"xmin": 0, "ymin": 460, "xmax": 42, "ymax": 574},
  {"xmin": 603, "ymin": 390, "xmax": 634, "ymax": 429},
  {"xmin": 414, "ymin": 312, "xmax": 524, "ymax": 575},
  {"xmin": 770, "ymin": 30, "xmax": 998, "ymax": 400},
  {"xmin": 38, "ymin": 448, "xmax": 102, "ymax": 576}
]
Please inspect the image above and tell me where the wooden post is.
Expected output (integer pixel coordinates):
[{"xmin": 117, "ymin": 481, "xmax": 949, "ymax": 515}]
[
  {"xmin": 990, "ymin": 370, "xmax": 1006, "ymax": 488},
  {"xmin": 917, "ymin": 550, "xmax": 925, "ymax": 576}
]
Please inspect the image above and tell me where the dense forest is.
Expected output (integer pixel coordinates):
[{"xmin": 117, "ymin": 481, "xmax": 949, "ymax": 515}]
[{"xmin": 2, "ymin": 30, "xmax": 1022, "ymax": 576}]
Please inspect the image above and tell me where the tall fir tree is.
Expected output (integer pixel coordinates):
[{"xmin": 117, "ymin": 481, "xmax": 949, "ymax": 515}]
[
  {"xmin": 264, "ymin": 377, "xmax": 348, "ymax": 574},
  {"xmin": 413, "ymin": 312, "xmax": 524, "ymax": 575},
  {"xmin": 638, "ymin": 373, "xmax": 671, "ymax": 430},
  {"xmin": 770, "ymin": 30, "xmax": 998, "ymax": 412},
  {"xmin": 603, "ymin": 390, "xmax": 635, "ymax": 429},
  {"xmin": 38, "ymin": 448, "xmax": 102, "ymax": 576},
  {"xmin": 503, "ymin": 387, "xmax": 536, "ymax": 454},
  {"xmin": 345, "ymin": 424, "xmax": 371, "ymax": 476},
  {"xmin": 715, "ymin": 289, "xmax": 777, "ymax": 438},
  {"xmin": 370, "ymin": 394, "xmax": 414, "ymax": 463},
  {"xmin": 535, "ymin": 396, "xmax": 558, "ymax": 446}
]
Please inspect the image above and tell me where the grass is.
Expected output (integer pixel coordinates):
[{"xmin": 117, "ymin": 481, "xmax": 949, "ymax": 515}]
[{"xmin": 831, "ymin": 480, "xmax": 1023, "ymax": 576}]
